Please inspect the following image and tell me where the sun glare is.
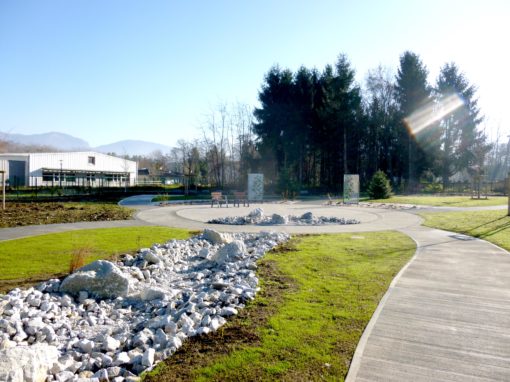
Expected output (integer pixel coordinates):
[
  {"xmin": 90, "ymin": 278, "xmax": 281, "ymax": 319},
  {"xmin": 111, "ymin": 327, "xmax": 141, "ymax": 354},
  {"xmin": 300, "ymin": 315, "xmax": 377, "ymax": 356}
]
[{"xmin": 404, "ymin": 94, "xmax": 464, "ymax": 136}]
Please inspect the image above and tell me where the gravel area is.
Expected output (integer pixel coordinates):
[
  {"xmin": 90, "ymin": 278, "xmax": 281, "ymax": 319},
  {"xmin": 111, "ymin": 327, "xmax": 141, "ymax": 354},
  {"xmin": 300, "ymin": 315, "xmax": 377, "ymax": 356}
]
[{"xmin": 0, "ymin": 229, "xmax": 289, "ymax": 381}]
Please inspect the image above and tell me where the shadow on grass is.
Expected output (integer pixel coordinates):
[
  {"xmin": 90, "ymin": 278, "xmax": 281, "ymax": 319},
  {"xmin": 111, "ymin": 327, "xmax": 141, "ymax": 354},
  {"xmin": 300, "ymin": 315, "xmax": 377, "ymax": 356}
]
[{"xmin": 456, "ymin": 215, "xmax": 510, "ymax": 239}]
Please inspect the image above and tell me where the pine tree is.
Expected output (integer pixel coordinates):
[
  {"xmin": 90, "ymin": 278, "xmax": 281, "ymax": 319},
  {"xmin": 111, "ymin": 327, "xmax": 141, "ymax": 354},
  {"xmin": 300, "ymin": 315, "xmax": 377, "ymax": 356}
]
[
  {"xmin": 394, "ymin": 51, "xmax": 433, "ymax": 190},
  {"xmin": 435, "ymin": 63, "xmax": 488, "ymax": 189},
  {"xmin": 368, "ymin": 170, "xmax": 393, "ymax": 199}
]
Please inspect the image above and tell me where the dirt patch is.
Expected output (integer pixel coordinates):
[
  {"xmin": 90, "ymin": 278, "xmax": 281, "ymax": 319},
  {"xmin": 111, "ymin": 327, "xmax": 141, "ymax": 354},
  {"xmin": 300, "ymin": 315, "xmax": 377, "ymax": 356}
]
[
  {"xmin": 0, "ymin": 202, "xmax": 133, "ymax": 228},
  {"xmin": 0, "ymin": 273, "xmax": 68, "ymax": 294},
  {"xmin": 143, "ymin": 258, "xmax": 296, "ymax": 382}
]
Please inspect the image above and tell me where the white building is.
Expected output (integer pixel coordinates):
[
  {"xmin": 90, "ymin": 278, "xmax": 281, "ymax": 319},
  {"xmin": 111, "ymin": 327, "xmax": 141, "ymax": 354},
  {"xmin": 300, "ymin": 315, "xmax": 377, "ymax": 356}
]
[{"xmin": 0, "ymin": 152, "xmax": 137, "ymax": 188}]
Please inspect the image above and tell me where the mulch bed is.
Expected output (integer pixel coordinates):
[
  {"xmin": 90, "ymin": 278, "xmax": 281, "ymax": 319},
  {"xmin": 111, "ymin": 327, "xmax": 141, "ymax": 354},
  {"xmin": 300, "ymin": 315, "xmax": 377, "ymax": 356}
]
[{"xmin": 0, "ymin": 202, "xmax": 133, "ymax": 228}]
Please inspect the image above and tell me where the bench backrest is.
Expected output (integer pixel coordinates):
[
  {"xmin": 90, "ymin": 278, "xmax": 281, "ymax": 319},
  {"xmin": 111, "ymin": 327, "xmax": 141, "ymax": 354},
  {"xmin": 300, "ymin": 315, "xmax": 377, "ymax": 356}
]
[
  {"xmin": 211, "ymin": 192, "xmax": 223, "ymax": 200},
  {"xmin": 233, "ymin": 191, "xmax": 246, "ymax": 198}
]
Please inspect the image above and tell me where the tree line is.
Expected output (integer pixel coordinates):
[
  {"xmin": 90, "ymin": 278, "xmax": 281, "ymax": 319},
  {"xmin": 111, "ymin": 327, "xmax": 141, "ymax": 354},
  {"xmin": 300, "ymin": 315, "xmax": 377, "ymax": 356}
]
[
  {"xmin": 133, "ymin": 51, "xmax": 504, "ymax": 194},
  {"xmin": 253, "ymin": 51, "xmax": 490, "ymax": 193}
]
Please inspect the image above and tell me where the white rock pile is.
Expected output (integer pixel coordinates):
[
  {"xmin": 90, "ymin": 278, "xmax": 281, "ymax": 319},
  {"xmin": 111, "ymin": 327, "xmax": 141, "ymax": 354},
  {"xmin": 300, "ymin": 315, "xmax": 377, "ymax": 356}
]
[
  {"xmin": 208, "ymin": 208, "xmax": 360, "ymax": 226},
  {"xmin": 0, "ymin": 229, "xmax": 289, "ymax": 382}
]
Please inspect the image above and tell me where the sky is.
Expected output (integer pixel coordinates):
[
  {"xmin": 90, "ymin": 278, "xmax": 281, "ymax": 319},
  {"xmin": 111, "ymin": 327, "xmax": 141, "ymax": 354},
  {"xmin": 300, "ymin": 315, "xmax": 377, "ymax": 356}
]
[{"xmin": 0, "ymin": 0, "xmax": 509, "ymax": 148}]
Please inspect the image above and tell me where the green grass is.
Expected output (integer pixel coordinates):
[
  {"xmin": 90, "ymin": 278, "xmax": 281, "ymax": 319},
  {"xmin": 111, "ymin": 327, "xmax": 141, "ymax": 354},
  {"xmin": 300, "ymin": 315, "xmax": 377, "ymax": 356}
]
[
  {"xmin": 145, "ymin": 231, "xmax": 416, "ymax": 381},
  {"xmin": 369, "ymin": 195, "xmax": 507, "ymax": 207},
  {"xmin": 419, "ymin": 210, "xmax": 510, "ymax": 251},
  {"xmin": 0, "ymin": 227, "xmax": 192, "ymax": 286}
]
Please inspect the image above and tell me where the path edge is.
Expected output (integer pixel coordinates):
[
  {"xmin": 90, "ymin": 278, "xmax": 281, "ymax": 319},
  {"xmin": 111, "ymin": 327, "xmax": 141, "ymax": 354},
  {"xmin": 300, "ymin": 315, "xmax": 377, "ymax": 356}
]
[{"xmin": 344, "ymin": 230, "xmax": 420, "ymax": 382}]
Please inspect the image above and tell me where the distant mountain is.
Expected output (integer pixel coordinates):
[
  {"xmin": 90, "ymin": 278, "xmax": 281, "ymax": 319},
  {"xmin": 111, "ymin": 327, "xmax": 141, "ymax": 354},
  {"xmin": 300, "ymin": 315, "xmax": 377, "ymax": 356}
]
[
  {"xmin": 94, "ymin": 140, "xmax": 172, "ymax": 156},
  {"xmin": 0, "ymin": 131, "xmax": 172, "ymax": 156},
  {"xmin": 1, "ymin": 131, "xmax": 90, "ymax": 151}
]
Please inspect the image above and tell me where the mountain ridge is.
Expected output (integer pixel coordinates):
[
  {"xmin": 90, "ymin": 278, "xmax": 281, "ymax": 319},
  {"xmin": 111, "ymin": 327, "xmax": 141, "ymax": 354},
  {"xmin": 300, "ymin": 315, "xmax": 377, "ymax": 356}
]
[{"xmin": 0, "ymin": 132, "xmax": 172, "ymax": 156}]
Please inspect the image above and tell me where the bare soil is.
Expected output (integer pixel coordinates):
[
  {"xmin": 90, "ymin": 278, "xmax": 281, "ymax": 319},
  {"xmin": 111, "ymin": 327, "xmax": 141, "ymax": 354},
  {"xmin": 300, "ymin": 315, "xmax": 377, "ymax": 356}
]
[
  {"xmin": 0, "ymin": 202, "xmax": 133, "ymax": 228},
  {"xmin": 142, "ymin": 256, "xmax": 296, "ymax": 382}
]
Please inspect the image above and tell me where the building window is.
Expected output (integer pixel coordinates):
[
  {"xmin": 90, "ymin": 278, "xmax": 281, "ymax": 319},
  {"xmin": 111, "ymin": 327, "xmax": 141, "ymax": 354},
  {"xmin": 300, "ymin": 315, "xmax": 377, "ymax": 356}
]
[
  {"xmin": 88, "ymin": 156, "xmax": 95, "ymax": 165},
  {"xmin": 42, "ymin": 170, "xmax": 54, "ymax": 182}
]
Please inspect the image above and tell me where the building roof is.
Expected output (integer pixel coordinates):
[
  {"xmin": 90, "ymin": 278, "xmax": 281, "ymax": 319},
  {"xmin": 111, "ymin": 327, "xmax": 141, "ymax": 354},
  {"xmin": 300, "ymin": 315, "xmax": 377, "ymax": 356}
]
[{"xmin": 0, "ymin": 151, "xmax": 135, "ymax": 162}]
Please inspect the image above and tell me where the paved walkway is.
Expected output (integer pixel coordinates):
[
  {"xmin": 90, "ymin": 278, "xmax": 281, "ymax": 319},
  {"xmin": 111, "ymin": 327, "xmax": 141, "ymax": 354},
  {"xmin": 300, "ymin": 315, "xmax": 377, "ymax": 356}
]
[
  {"xmin": 346, "ymin": 224, "xmax": 510, "ymax": 381},
  {"xmin": 2, "ymin": 198, "xmax": 510, "ymax": 380}
]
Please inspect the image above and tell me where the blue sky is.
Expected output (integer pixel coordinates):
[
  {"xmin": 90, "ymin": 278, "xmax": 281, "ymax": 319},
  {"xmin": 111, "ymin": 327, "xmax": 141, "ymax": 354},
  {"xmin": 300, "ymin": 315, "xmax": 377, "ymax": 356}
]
[{"xmin": 1, "ymin": 0, "xmax": 508, "ymax": 147}]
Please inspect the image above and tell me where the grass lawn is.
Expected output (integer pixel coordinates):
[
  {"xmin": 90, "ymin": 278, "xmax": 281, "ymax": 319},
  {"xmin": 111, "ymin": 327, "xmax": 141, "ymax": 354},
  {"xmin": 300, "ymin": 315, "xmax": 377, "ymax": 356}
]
[
  {"xmin": 368, "ymin": 195, "xmax": 507, "ymax": 207},
  {"xmin": 419, "ymin": 210, "xmax": 510, "ymax": 251},
  {"xmin": 0, "ymin": 202, "xmax": 134, "ymax": 228},
  {"xmin": 0, "ymin": 226, "xmax": 192, "ymax": 292},
  {"xmin": 143, "ymin": 231, "xmax": 416, "ymax": 382}
]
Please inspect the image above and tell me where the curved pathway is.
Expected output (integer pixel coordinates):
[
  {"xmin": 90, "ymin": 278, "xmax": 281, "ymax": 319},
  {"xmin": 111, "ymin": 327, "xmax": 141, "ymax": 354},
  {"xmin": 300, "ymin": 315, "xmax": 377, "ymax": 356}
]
[
  {"xmin": 347, "ymin": 225, "xmax": 510, "ymax": 381},
  {"xmin": 2, "ymin": 198, "xmax": 510, "ymax": 380}
]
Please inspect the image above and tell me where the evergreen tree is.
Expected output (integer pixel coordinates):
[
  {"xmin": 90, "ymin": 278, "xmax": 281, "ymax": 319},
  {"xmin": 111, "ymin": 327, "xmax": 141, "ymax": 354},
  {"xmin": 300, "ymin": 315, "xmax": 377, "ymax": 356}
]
[
  {"xmin": 253, "ymin": 66, "xmax": 295, "ymax": 176},
  {"xmin": 315, "ymin": 55, "xmax": 362, "ymax": 190},
  {"xmin": 394, "ymin": 51, "xmax": 433, "ymax": 190},
  {"xmin": 368, "ymin": 170, "xmax": 393, "ymax": 199},
  {"xmin": 435, "ymin": 63, "xmax": 488, "ymax": 189}
]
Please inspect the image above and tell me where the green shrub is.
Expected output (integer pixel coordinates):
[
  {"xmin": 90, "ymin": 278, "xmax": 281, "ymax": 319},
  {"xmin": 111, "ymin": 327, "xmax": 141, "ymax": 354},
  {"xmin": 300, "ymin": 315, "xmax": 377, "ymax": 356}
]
[
  {"xmin": 423, "ymin": 182, "xmax": 442, "ymax": 194},
  {"xmin": 368, "ymin": 170, "xmax": 392, "ymax": 199}
]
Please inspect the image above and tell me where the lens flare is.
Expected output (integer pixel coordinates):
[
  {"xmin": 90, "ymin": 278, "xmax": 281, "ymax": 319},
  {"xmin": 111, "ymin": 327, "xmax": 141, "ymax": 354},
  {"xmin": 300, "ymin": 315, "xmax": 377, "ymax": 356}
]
[{"xmin": 404, "ymin": 94, "xmax": 464, "ymax": 136}]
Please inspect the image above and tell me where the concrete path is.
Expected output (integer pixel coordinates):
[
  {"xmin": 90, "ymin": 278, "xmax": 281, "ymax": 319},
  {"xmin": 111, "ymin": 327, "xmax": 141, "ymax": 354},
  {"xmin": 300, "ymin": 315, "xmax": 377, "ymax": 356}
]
[
  {"xmin": 347, "ymin": 225, "xmax": 510, "ymax": 382},
  {"xmin": 118, "ymin": 194, "xmax": 156, "ymax": 206}
]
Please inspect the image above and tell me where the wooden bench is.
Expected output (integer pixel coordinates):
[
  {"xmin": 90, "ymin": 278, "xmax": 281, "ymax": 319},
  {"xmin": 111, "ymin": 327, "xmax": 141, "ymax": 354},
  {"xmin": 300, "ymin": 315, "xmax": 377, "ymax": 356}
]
[
  {"xmin": 233, "ymin": 191, "xmax": 249, "ymax": 207},
  {"xmin": 211, "ymin": 191, "xmax": 228, "ymax": 207},
  {"xmin": 324, "ymin": 193, "xmax": 334, "ymax": 205}
]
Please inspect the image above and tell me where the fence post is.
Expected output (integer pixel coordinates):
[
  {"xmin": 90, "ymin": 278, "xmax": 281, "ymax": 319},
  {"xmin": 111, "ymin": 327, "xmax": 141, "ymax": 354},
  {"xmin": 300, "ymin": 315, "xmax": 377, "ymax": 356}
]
[
  {"xmin": 1, "ymin": 170, "xmax": 5, "ymax": 210},
  {"xmin": 507, "ymin": 173, "xmax": 510, "ymax": 216}
]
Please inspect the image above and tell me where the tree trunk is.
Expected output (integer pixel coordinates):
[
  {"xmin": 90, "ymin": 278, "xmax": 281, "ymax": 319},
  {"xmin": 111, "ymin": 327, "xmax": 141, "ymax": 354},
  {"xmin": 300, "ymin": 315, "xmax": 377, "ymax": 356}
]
[{"xmin": 343, "ymin": 128, "xmax": 348, "ymax": 174}]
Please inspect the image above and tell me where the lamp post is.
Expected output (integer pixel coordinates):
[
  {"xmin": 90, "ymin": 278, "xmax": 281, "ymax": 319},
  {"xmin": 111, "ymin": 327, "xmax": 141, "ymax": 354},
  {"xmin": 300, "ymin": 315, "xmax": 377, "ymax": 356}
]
[
  {"xmin": 506, "ymin": 136, "xmax": 510, "ymax": 216},
  {"xmin": 59, "ymin": 160, "xmax": 63, "ymax": 188},
  {"xmin": 506, "ymin": 135, "xmax": 510, "ymax": 175},
  {"xmin": 0, "ymin": 169, "xmax": 5, "ymax": 210},
  {"xmin": 507, "ymin": 171, "xmax": 510, "ymax": 216}
]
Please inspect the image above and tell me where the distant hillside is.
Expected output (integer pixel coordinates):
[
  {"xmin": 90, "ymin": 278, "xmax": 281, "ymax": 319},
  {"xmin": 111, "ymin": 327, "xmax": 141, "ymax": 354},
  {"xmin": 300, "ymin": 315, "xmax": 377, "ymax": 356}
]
[
  {"xmin": 94, "ymin": 140, "xmax": 172, "ymax": 156},
  {"xmin": 0, "ymin": 132, "xmax": 90, "ymax": 151},
  {"xmin": 0, "ymin": 132, "xmax": 172, "ymax": 156}
]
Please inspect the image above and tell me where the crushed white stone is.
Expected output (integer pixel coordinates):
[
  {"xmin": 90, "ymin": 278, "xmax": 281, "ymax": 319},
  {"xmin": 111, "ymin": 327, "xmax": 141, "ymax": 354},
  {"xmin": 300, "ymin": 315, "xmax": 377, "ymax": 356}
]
[
  {"xmin": 208, "ymin": 208, "xmax": 360, "ymax": 226},
  {"xmin": 0, "ymin": 230, "xmax": 289, "ymax": 381}
]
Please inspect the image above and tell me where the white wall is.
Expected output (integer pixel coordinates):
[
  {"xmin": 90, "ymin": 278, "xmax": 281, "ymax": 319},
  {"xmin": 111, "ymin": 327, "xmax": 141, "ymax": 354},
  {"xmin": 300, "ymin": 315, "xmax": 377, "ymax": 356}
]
[
  {"xmin": 0, "ymin": 152, "xmax": 138, "ymax": 187},
  {"xmin": 28, "ymin": 152, "xmax": 136, "ymax": 187}
]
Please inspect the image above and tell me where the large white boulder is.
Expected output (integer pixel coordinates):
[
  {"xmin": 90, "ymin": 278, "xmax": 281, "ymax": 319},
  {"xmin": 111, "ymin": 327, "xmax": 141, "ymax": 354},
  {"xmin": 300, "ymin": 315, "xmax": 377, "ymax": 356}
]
[
  {"xmin": 0, "ymin": 343, "xmax": 59, "ymax": 382},
  {"xmin": 202, "ymin": 229, "xmax": 232, "ymax": 245},
  {"xmin": 211, "ymin": 240, "xmax": 247, "ymax": 264},
  {"xmin": 271, "ymin": 213, "xmax": 288, "ymax": 225},
  {"xmin": 248, "ymin": 208, "xmax": 264, "ymax": 220},
  {"xmin": 60, "ymin": 260, "xmax": 131, "ymax": 299}
]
